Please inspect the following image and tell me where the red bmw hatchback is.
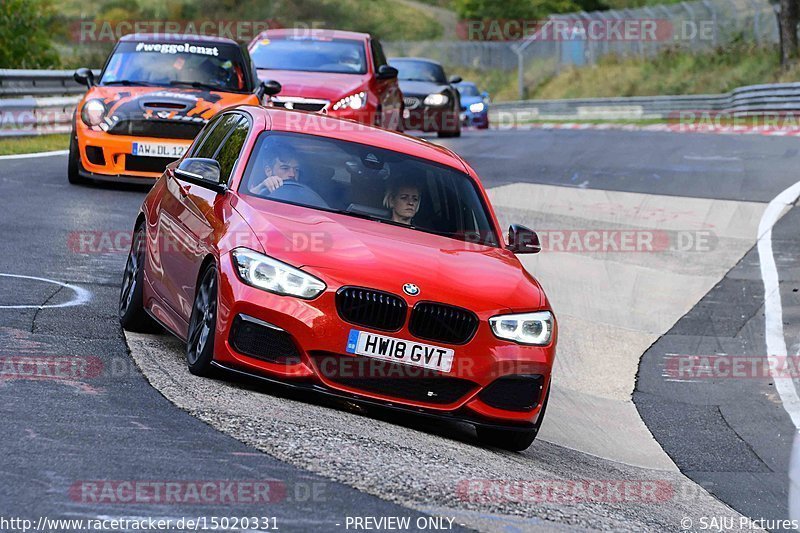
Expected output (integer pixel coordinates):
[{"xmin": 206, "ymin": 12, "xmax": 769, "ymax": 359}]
[
  {"xmin": 248, "ymin": 29, "xmax": 403, "ymax": 130},
  {"xmin": 119, "ymin": 106, "xmax": 556, "ymax": 450}
]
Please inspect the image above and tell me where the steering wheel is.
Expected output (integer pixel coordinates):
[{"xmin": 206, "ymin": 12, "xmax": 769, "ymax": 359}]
[{"xmin": 269, "ymin": 180, "xmax": 330, "ymax": 210}]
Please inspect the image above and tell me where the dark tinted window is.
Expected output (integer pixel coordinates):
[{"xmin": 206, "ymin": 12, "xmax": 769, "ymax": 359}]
[
  {"xmin": 371, "ymin": 39, "xmax": 388, "ymax": 70},
  {"xmin": 250, "ymin": 37, "xmax": 367, "ymax": 74},
  {"xmin": 455, "ymin": 83, "xmax": 480, "ymax": 97},
  {"xmin": 216, "ymin": 117, "xmax": 249, "ymax": 184},
  {"xmin": 194, "ymin": 114, "xmax": 240, "ymax": 159},
  {"xmin": 239, "ymin": 132, "xmax": 499, "ymax": 247},
  {"xmin": 389, "ymin": 59, "xmax": 446, "ymax": 83},
  {"xmin": 100, "ymin": 41, "xmax": 249, "ymax": 91}
]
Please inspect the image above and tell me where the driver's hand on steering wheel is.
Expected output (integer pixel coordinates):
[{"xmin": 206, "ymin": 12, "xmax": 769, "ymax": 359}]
[
  {"xmin": 253, "ymin": 175, "xmax": 289, "ymax": 194},
  {"xmin": 263, "ymin": 175, "xmax": 286, "ymax": 193}
]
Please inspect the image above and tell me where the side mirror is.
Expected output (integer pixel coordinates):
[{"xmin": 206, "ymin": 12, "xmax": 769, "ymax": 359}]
[
  {"xmin": 74, "ymin": 68, "xmax": 94, "ymax": 88},
  {"xmin": 261, "ymin": 79, "xmax": 282, "ymax": 96},
  {"xmin": 508, "ymin": 224, "xmax": 541, "ymax": 254},
  {"xmin": 481, "ymin": 91, "xmax": 489, "ymax": 99},
  {"xmin": 448, "ymin": 75, "xmax": 462, "ymax": 84},
  {"xmin": 175, "ymin": 158, "xmax": 225, "ymax": 193},
  {"xmin": 377, "ymin": 65, "xmax": 398, "ymax": 80}
]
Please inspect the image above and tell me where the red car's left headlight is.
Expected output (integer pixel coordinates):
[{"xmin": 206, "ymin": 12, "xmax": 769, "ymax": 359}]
[
  {"xmin": 489, "ymin": 311, "xmax": 553, "ymax": 346},
  {"xmin": 231, "ymin": 248, "xmax": 326, "ymax": 300}
]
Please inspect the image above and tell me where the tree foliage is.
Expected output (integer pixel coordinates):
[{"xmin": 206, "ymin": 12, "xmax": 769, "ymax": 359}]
[
  {"xmin": 453, "ymin": 0, "xmax": 608, "ymax": 19},
  {"xmin": 0, "ymin": 0, "xmax": 60, "ymax": 68}
]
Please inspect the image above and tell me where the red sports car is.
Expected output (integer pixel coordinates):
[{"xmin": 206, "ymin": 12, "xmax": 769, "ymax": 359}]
[
  {"xmin": 248, "ymin": 29, "xmax": 403, "ymax": 131},
  {"xmin": 119, "ymin": 106, "xmax": 556, "ymax": 450}
]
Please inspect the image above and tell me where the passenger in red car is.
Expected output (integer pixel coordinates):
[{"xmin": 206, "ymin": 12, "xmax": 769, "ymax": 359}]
[
  {"xmin": 383, "ymin": 181, "xmax": 421, "ymax": 225},
  {"xmin": 253, "ymin": 144, "xmax": 302, "ymax": 194}
]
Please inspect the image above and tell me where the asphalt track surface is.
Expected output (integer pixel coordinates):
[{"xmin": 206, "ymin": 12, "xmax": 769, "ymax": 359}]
[{"xmin": 1, "ymin": 127, "xmax": 799, "ymax": 531}]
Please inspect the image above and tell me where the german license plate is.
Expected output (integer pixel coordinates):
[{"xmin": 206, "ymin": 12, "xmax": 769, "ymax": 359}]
[
  {"xmin": 345, "ymin": 329, "xmax": 454, "ymax": 372},
  {"xmin": 131, "ymin": 142, "xmax": 188, "ymax": 158}
]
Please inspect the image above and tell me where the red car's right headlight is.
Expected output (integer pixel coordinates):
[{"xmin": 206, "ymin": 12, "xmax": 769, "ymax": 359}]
[{"xmin": 231, "ymin": 248, "xmax": 326, "ymax": 300}]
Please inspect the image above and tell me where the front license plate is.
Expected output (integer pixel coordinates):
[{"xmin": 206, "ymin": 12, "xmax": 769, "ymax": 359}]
[
  {"xmin": 345, "ymin": 329, "xmax": 454, "ymax": 373},
  {"xmin": 131, "ymin": 142, "xmax": 188, "ymax": 158}
]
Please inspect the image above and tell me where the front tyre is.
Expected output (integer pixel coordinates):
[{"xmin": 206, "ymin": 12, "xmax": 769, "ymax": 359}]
[
  {"xmin": 437, "ymin": 128, "xmax": 461, "ymax": 138},
  {"xmin": 119, "ymin": 225, "xmax": 159, "ymax": 332},
  {"xmin": 186, "ymin": 263, "xmax": 219, "ymax": 377},
  {"xmin": 476, "ymin": 386, "xmax": 550, "ymax": 451},
  {"xmin": 67, "ymin": 128, "xmax": 89, "ymax": 185}
]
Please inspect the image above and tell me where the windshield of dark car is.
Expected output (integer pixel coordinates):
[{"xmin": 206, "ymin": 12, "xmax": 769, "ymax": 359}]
[
  {"xmin": 99, "ymin": 41, "xmax": 249, "ymax": 91},
  {"xmin": 390, "ymin": 60, "xmax": 447, "ymax": 83},
  {"xmin": 240, "ymin": 132, "xmax": 499, "ymax": 247},
  {"xmin": 456, "ymin": 83, "xmax": 480, "ymax": 97},
  {"xmin": 250, "ymin": 37, "xmax": 367, "ymax": 74}
]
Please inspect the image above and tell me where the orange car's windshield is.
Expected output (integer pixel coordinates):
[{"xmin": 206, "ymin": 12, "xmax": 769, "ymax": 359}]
[
  {"xmin": 100, "ymin": 41, "xmax": 249, "ymax": 92},
  {"xmin": 239, "ymin": 132, "xmax": 500, "ymax": 247}
]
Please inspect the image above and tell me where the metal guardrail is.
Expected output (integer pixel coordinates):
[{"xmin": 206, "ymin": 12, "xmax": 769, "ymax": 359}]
[
  {"xmin": 490, "ymin": 83, "xmax": 800, "ymax": 122},
  {"xmin": 3, "ymin": 69, "xmax": 800, "ymax": 135},
  {"xmin": 0, "ymin": 70, "xmax": 100, "ymax": 137}
]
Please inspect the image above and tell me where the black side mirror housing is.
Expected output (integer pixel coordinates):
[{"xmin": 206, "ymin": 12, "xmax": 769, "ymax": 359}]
[
  {"xmin": 448, "ymin": 75, "xmax": 462, "ymax": 84},
  {"xmin": 377, "ymin": 65, "xmax": 398, "ymax": 80},
  {"xmin": 175, "ymin": 158, "xmax": 225, "ymax": 193},
  {"xmin": 74, "ymin": 68, "xmax": 94, "ymax": 88},
  {"xmin": 508, "ymin": 224, "xmax": 541, "ymax": 254},
  {"xmin": 261, "ymin": 79, "xmax": 282, "ymax": 96}
]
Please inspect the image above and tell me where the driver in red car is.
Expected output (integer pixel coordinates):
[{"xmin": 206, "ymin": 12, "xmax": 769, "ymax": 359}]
[{"xmin": 252, "ymin": 144, "xmax": 302, "ymax": 194}]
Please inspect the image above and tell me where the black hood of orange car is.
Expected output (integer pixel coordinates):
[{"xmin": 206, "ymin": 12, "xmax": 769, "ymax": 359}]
[{"xmin": 80, "ymin": 86, "xmax": 257, "ymax": 133}]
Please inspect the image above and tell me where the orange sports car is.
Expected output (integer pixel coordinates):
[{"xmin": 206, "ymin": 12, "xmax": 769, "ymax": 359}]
[{"xmin": 68, "ymin": 33, "xmax": 280, "ymax": 185}]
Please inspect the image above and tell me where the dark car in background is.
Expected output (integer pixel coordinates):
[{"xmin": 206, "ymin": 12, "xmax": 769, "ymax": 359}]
[
  {"xmin": 455, "ymin": 81, "xmax": 490, "ymax": 129},
  {"xmin": 248, "ymin": 29, "xmax": 403, "ymax": 130},
  {"xmin": 389, "ymin": 57, "xmax": 461, "ymax": 138}
]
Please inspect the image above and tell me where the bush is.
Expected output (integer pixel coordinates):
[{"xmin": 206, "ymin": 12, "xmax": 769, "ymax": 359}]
[{"xmin": 0, "ymin": 0, "xmax": 60, "ymax": 68}]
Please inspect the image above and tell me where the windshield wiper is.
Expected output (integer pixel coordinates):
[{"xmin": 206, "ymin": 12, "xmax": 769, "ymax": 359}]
[
  {"xmin": 169, "ymin": 80, "xmax": 226, "ymax": 91},
  {"xmin": 334, "ymin": 208, "xmax": 411, "ymax": 229},
  {"xmin": 103, "ymin": 80, "xmax": 162, "ymax": 87}
]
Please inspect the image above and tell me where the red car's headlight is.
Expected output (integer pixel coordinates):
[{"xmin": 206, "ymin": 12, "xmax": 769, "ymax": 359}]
[
  {"xmin": 231, "ymin": 248, "xmax": 326, "ymax": 299},
  {"xmin": 489, "ymin": 311, "xmax": 553, "ymax": 345},
  {"xmin": 332, "ymin": 91, "xmax": 367, "ymax": 111}
]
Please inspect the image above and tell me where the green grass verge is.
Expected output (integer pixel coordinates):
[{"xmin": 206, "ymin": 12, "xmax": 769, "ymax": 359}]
[
  {"xmin": 0, "ymin": 134, "xmax": 69, "ymax": 156},
  {"xmin": 532, "ymin": 42, "xmax": 800, "ymax": 99}
]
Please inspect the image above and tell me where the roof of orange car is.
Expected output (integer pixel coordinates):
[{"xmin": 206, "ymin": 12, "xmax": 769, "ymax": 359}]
[
  {"xmin": 253, "ymin": 28, "xmax": 371, "ymax": 41},
  {"xmin": 242, "ymin": 106, "xmax": 468, "ymax": 173}
]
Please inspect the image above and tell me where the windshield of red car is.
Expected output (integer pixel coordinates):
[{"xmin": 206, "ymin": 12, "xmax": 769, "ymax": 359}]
[
  {"xmin": 250, "ymin": 37, "xmax": 367, "ymax": 75},
  {"xmin": 99, "ymin": 41, "xmax": 249, "ymax": 92},
  {"xmin": 240, "ymin": 132, "xmax": 500, "ymax": 247}
]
